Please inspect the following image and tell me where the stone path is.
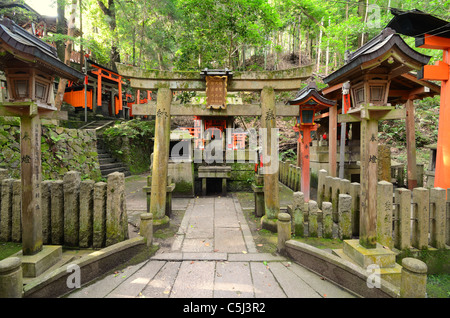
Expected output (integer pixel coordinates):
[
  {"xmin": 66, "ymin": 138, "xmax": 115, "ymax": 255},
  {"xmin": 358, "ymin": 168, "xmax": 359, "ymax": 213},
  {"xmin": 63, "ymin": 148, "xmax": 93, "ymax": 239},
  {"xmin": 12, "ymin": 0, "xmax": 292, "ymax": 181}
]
[{"xmin": 68, "ymin": 193, "xmax": 356, "ymax": 298}]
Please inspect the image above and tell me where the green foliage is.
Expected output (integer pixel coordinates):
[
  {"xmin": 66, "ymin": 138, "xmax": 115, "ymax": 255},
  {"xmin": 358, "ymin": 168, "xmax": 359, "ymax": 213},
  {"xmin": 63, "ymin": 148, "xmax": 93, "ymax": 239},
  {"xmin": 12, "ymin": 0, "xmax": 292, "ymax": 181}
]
[
  {"xmin": 102, "ymin": 119, "xmax": 156, "ymax": 174},
  {"xmin": 174, "ymin": 0, "xmax": 282, "ymax": 70},
  {"xmin": 103, "ymin": 119, "xmax": 155, "ymax": 140}
]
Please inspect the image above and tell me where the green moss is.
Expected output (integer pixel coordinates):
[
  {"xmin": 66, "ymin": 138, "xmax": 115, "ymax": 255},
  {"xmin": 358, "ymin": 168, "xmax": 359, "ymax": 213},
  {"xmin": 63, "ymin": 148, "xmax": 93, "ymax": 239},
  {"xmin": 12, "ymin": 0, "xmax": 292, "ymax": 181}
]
[
  {"xmin": 174, "ymin": 180, "xmax": 193, "ymax": 194},
  {"xmin": 396, "ymin": 248, "xmax": 450, "ymax": 274},
  {"xmin": 0, "ymin": 242, "xmax": 22, "ymax": 261}
]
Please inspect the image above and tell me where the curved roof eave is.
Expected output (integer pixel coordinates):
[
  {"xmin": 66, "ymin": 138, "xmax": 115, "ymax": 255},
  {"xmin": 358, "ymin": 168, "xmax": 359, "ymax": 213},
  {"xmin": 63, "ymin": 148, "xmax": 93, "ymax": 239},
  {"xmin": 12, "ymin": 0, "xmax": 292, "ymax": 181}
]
[
  {"xmin": 0, "ymin": 19, "xmax": 84, "ymax": 82},
  {"xmin": 323, "ymin": 31, "xmax": 431, "ymax": 86}
]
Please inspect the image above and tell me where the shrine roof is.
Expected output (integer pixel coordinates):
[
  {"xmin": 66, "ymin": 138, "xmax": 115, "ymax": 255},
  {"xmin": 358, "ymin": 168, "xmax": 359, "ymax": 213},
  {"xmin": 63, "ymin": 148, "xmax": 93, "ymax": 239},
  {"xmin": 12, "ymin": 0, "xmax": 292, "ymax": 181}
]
[
  {"xmin": 0, "ymin": 18, "xmax": 84, "ymax": 81},
  {"xmin": 323, "ymin": 28, "xmax": 431, "ymax": 86},
  {"xmin": 288, "ymin": 82, "xmax": 335, "ymax": 108}
]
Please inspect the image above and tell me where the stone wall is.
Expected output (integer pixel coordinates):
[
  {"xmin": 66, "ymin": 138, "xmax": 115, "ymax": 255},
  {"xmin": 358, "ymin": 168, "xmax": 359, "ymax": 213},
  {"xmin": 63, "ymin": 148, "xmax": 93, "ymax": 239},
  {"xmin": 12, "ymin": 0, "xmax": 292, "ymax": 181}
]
[
  {"xmin": 0, "ymin": 170, "xmax": 128, "ymax": 248},
  {"xmin": 0, "ymin": 117, "xmax": 101, "ymax": 181}
]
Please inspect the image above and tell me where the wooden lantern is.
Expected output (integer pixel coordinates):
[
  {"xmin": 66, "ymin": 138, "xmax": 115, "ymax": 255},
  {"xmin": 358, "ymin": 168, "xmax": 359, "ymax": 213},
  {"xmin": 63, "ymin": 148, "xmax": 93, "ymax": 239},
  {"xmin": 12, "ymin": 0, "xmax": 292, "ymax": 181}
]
[{"xmin": 5, "ymin": 67, "xmax": 55, "ymax": 107}]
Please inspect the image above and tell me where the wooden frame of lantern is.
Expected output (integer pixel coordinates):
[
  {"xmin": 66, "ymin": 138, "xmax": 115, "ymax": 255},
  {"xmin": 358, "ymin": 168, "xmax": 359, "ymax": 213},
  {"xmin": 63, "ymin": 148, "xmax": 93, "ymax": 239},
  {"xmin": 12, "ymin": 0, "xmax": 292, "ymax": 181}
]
[
  {"xmin": 4, "ymin": 67, "xmax": 55, "ymax": 108},
  {"xmin": 350, "ymin": 74, "xmax": 391, "ymax": 108}
]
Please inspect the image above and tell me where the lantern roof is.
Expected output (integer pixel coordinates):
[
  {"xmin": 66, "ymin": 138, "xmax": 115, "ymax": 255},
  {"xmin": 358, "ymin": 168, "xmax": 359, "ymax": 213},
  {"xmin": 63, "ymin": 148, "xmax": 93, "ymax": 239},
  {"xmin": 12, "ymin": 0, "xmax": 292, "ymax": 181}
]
[
  {"xmin": 288, "ymin": 82, "xmax": 336, "ymax": 110},
  {"xmin": 0, "ymin": 18, "xmax": 84, "ymax": 82},
  {"xmin": 323, "ymin": 28, "xmax": 431, "ymax": 87}
]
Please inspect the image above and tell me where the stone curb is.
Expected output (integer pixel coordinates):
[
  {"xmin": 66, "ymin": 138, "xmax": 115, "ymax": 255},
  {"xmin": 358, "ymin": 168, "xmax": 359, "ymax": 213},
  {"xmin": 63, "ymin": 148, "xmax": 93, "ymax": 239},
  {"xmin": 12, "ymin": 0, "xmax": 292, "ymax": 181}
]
[{"xmin": 23, "ymin": 236, "xmax": 146, "ymax": 298}]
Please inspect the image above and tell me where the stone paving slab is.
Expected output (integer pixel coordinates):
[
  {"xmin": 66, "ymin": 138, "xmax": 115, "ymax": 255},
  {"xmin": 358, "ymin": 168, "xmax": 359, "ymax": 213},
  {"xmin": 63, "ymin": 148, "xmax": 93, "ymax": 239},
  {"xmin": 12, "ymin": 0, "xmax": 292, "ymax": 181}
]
[
  {"xmin": 214, "ymin": 261, "xmax": 254, "ymax": 298},
  {"xmin": 250, "ymin": 262, "xmax": 287, "ymax": 298},
  {"xmin": 141, "ymin": 261, "xmax": 181, "ymax": 298},
  {"xmin": 105, "ymin": 260, "xmax": 166, "ymax": 298},
  {"xmin": 170, "ymin": 261, "xmax": 215, "ymax": 298},
  {"xmin": 268, "ymin": 262, "xmax": 322, "ymax": 298},
  {"xmin": 68, "ymin": 195, "xmax": 356, "ymax": 299}
]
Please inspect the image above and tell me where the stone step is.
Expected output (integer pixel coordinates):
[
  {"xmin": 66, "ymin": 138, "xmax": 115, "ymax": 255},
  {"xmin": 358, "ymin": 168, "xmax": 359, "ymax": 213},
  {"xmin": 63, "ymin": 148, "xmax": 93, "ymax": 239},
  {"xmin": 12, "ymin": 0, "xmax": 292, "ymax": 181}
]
[
  {"xmin": 97, "ymin": 152, "xmax": 109, "ymax": 158},
  {"xmin": 101, "ymin": 167, "xmax": 130, "ymax": 176},
  {"xmin": 99, "ymin": 157, "xmax": 116, "ymax": 164},
  {"xmin": 100, "ymin": 162, "xmax": 125, "ymax": 170}
]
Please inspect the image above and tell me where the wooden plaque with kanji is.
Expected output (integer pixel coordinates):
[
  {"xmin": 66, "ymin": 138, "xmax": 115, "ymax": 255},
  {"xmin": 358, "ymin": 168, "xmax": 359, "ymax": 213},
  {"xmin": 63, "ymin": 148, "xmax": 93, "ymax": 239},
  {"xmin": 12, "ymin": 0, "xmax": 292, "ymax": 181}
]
[{"xmin": 206, "ymin": 75, "xmax": 227, "ymax": 109}]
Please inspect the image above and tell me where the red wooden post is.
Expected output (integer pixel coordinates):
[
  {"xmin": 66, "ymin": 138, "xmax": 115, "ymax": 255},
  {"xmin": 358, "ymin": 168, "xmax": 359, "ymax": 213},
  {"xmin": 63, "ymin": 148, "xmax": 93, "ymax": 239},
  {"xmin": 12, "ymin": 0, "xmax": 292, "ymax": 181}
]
[
  {"xmin": 301, "ymin": 126, "xmax": 312, "ymax": 201},
  {"xmin": 417, "ymin": 37, "xmax": 450, "ymax": 192},
  {"xmin": 97, "ymin": 71, "xmax": 102, "ymax": 107}
]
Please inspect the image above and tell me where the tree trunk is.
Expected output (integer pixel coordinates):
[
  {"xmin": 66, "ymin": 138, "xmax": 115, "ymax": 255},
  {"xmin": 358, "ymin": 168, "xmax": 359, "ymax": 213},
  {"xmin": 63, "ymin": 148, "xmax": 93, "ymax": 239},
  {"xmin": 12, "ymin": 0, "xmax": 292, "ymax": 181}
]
[
  {"xmin": 325, "ymin": 18, "xmax": 330, "ymax": 75},
  {"xmin": 316, "ymin": 18, "xmax": 323, "ymax": 73},
  {"xmin": 97, "ymin": 0, "xmax": 120, "ymax": 71},
  {"xmin": 55, "ymin": 0, "xmax": 78, "ymax": 111},
  {"xmin": 55, "ymin": 0, "xmax": 65, "ymax": 61},
  {"xmin": 298, "ymin": 15, "xmax": 302, "ymax": 66}
]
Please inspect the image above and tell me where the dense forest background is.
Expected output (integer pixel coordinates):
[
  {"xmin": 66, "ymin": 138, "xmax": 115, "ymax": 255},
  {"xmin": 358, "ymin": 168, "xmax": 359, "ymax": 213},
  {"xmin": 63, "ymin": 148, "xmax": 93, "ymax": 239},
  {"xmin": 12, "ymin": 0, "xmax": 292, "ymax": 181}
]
[
  {"xmin": 2, "ymin": 0, "xmax": 450, "ymax": 75},
  {"xmin": 1, "ymin": 0, "xmax": 448, "ymax": 164}
]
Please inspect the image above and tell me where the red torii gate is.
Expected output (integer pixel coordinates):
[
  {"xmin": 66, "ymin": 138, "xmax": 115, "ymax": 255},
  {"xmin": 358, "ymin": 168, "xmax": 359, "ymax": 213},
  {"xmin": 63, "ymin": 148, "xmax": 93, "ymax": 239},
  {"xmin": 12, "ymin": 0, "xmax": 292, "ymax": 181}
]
[
  {"xmin": 387, "ymin": 8, "xmax": 450, "ymax": 192},
  {"xmin": 90, "ymin": 62, "xmax": 123, "ymax": 115}
]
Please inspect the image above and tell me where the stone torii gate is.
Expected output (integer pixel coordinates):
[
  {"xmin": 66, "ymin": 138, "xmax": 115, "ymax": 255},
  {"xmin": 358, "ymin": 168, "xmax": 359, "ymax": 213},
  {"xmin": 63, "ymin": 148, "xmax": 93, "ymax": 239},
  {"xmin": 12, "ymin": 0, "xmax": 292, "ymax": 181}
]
[{"xmin": 116, "ymin": 64, "xmax": 313, "ymax": 229}]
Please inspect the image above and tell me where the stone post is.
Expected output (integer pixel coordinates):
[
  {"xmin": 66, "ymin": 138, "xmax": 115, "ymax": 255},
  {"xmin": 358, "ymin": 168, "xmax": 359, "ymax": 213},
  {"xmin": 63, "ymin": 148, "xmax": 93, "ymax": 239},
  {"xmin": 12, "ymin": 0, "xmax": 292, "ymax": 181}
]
[
  {"xmin": 79, "ymin": 180, "xmax": 94, "ymax": 248},
  {"xmin": 106, "ymin": 172, "xmax": 128, "ymax": 246},
  {"xmin": 50, "ymin": 180, "xmax": 64, "ymax": 245},
  {"xmin": 350, "ymin": 182, "xmax": 360, "ymax": 237},
  {"xmin": 376, "ymin": 181, "xmax": 393, "ymax": 249},
  {"xmin": 322, "ymin": 202, "xmax": 333, "ymax": 239},
  {"xmin": 40, "ymin": 180, "xmax": 51, "ymax": 244},
  {"xmin": 416, "ymin": 163, "xmax": 424, "ymax": 188},
  {"xmin": 394, "ymin": 188, "xmax": 411, "ymax": 250},
  {"xmin": 292, "ymin": 192, "xmax": 305, "ymax": 236},
  {"xmin": 429, "ymin": 187, "xmax": 446, "ymax": 249},
  {"xmin": 295, "ymin": 166, "xmax": 301, "ymax": 192},
  {"xmin": 261, "ymin": 86, "xmax": 279, "ymax": 229},
  {"xmin": 277, "ymin": 212, "xmax": 291, "ymax": 254},
  {"xmin": 11, "ymin": 180, "xmax": 21, "ymax": 243},
  {"xmin": 63, "ymin": 171, "xmax": 81, "ymax": 247},
  {"xmin": 252, "ymin": 174, "xmax": 265, "ymax": 217},
  {"xmin": 339, "ymin": 179, "xmax": 350, "ymax": 196},
  {"xmin": 93, "ymin": 182, "xmax": 107, "ymax": 248},
  {"xmin": 400, "ymin": 258, "xmax": 427, "ymax": 298},
  {"xmin": 338, "ymin": 194, "xmax": 352, "ymax": 240},
  {"xmin": 0, "ymin": 257, "xmax": 22, "ymax": 298},
  {"xmin": 324, "ymin": 176, "xmax": 333, "ymax": 203},
  {"xmin": 308, "ymin": 200, "xmax": 319, "ymax": 237},
  {"xmin": 289, "ymin": 164, "xmax": 294, "ymax": 189},
  {"xmin": 0, "ymin": 178, "xmax": 13, "ymax": 242},
  {"xmin": 150, "ymin": 87, "xmax": 172, "ymax": 224},
  {"xmin": 412, "ymin": 187, "xmax": 430, "ymax": 250},
  {"xmin": 405, "ymin": 99, "xmax": 418, "ymax": 190},
  {"xmin": 377, "ymin": 144, "xmax": 391, "ymax": 182},
  {"xmin": 140, "ymin": 213, "xmax": 153, "ymax": 247},
  {"xmin": 317, "ymin": 169, "xmax": 327, "ymax": 208},
  {"xmin": 331, "ymin": 177, "xmax": 340, "ymax": 223}
]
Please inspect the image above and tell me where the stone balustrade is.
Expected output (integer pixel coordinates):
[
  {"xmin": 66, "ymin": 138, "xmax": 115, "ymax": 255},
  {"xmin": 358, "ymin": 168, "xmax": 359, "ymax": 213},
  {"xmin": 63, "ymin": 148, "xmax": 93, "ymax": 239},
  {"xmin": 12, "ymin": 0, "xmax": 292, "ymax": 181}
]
[{"xmin": 0, "ymin": 169, "xmax": 128, "ymax": 248}]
